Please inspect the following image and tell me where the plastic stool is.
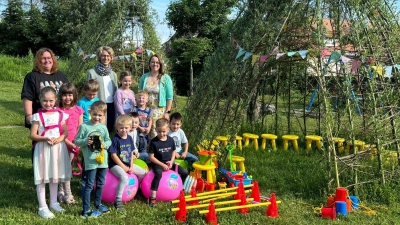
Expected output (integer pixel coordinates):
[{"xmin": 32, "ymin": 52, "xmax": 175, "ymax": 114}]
[
  {"xmin": 282, "ymin": 135, "xmax": 299, "ymax": 151},
  {"xmin": 192, "ymin": 161, "xmax": 216, "ymax": 184},
  {"xmin": 231, "ymin": 156, "xmax": 246, "ymax": 172},
  {"xmin": 215, "ymin": 136, "xmax": 228, "ymax": 147},
  {"xmin": 305, "ymin": 135, "xmax": 322, "ymax": 151},
  {"xmin": 261, "ymin": 134, "xmax": 277, "ymax": 150},
  {"xmin": 346, "ymin": 140, "xmax": 365, "ymax": 154},
  {"xmin": 332, "ymin": 137, "xmax": 345, "ymax": 153},
  {"xmin": 174, "ymin": 159, "xmax": 188, "ymax": 170},
  {"xmin": 243, "ymin": 133, "xmax": 259, "ymax": 150},
  {"xmin": 235, "ymin": 136, "xmax": 243, "ymax": 150}
]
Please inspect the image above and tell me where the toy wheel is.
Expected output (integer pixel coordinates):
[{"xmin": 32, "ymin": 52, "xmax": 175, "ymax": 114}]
[{"xmin": 229, "ymin": 182, "xmax": 234, "ymax": 188}]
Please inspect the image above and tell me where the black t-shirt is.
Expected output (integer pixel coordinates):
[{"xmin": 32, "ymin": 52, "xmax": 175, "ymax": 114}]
[
  {"xmin": 148, "ymin": 136, "xmax": 175, "ymax": 163},
  {"xmin": 21, "ymin": 71, "xmax": 69, "ymax": 128}
]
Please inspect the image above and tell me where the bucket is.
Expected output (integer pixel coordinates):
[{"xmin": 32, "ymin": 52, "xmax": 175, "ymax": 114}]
[
  {"xmin": 321, "ymin": 207, "xmax": 336, "ymax": 220},
  {"xmin": 349, "ymin": 196, "xmax": 359, "ymax": 209},
  {"xmin": 198, "ymin": 150, "xmax": 217, "ymax": 165},
  {"xmin": 346, "ymin": 198, "xmax": 352, "ymax": 213},
  {"xmin": 327, "ymin": 196, "xmax": 335, "ymax": 207},
  {"xmin": 335, "ymin": 187, "xmax": 347, "ymax": 202},
  {"xmin": 335, "ymin": 201, "xmax": 348, "ymax": 215}
]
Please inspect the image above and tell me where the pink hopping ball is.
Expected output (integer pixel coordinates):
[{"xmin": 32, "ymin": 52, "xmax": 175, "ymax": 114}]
[
  {"xmin": 140, "ymin": 169, "xmax": 183, "ymax": 201},
  {"xmin": 102, "ymin": 169, "xmax": 139, "ymax": 203}
]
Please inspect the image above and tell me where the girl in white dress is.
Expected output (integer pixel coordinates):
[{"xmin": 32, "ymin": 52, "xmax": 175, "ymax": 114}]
[{"xmin": 30, "ymin": 86, "xmax": 72, "ymax": 219}]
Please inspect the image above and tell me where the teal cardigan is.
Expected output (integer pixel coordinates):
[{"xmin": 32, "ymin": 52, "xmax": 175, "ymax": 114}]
[{"xmin": 138, "ymin": 72, "xmax": 173, "ymax": 107}]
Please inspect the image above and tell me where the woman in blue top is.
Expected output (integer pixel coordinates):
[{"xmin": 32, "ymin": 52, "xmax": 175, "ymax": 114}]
[{"xmin": 138, "ymin": 54, "xmax": 173, "ymax": 138}]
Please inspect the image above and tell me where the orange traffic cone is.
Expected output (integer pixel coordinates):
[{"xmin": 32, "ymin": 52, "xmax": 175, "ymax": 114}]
[
  {"xmin": 266, "ymin": 193, "xmax": 279, "ymax": 218},
  {"xmin": 250, "ymin": 181, "xmax": 261, "ymax": 203},
  {"xmin": 175, "ymin": 191, "xmax": 187, "ymax": 222},
  {"xmin": 205, "ymin": 200, "xmax": 218, "ymax": 225},
  {"xmin": 237, "ymin": 188, "xmax": 248, "ymax": 214}
]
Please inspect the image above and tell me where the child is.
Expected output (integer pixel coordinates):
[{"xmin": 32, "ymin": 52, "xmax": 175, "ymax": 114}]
[
  {"xmin": 109, "ymin": 114, "xmax": 147, "ymax": 212},
  {"xmin": 148, "ymin": 118, "xmax": 188, "ymax": 207},
  {"xmin": 168, "ymin": 112, "xmax": 198, "ymax": 165},
  {"xmin": 30, "ymin": 86, "xmax": 72, "ymax": 219},
  {"xmin": 75, "ymin": 101, "xmax": 111, "ymax": 218},
  {"xmin": 129, "ymin": 112, "xmax": 149, "ymax": 163},
  {"xmin": 78, "ymin": 79, "xmax": 102, "ymax": 124},
  {"xmin": 131, "ymin": 90, "xmax": 152, "ymax": 151},
  {"xmin": 114, "ymin": 71, "xmax": 136, "ymax": 117},
  {"xmin": 57, "ymin": 83, "xmax": 84, "ymax": 204}
]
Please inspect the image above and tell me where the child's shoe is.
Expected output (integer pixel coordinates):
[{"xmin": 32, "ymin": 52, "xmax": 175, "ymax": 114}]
[
  {"xmin": 148, "ymin": 197, "xmax": 157, "ymax": 207},
  {"xmin": 114, "ymin": 201, "xmax": 126, "ymax": 212},
  {"xmin": 38, "ymin": 207, "xmax": 55, "ymax": 219},
  {"xmin": 96, "ymin": 204, "xmax": 109, "ymax": 214},
  {"xmin": 80, "ymin": 210, "xmax": 102, "ymax": 219},
  {"xmin": 50, "ymin": 202, "xmax": 65, "ymax": 213}
]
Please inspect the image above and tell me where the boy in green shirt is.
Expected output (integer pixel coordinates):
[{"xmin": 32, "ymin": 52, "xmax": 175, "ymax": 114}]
[{"xmin": 75, "ymin": 101, "xmax": 111, "ymax": 218}]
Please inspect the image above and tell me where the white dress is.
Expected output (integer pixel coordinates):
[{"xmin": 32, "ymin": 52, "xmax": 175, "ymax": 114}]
[{"xmin": 31, "ymin": 112, "xmax": 72, "ymax": 185}]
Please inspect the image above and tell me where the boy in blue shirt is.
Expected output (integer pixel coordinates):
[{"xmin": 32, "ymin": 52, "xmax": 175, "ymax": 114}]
[{"xmin": 77, "ymin": 79, "xmax": 102, "ymax": 124}]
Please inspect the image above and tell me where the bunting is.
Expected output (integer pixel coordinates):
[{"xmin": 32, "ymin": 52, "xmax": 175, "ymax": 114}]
[
  {"xmin": 321, "ymin": 48, "xmax": 329, "ymax": 59},
  {"xmin": 276, "ymin": 53, "xmax": 285, "ymax": 59},
  {"xmin": 287, "ymin": 51, "xmax": 297, "ymax": 57},
  {"xmin": 351, "ymin": 60, "xmax": 362, "ymax": 74},
  {"xmin": 341, "ymin": 56, "xmax": 351, "ymax": 64},
  {"xmin": 242, "ymin": 52, "xmax": 252, "ymax": 61},
  {"xmin": 75, "ymin": 47, "xmax": 156, "ymax": 61},
  {"xmin": 235, "ymin": 48, "xmax": 246, "ymax": 59},
  {"xmin": 298, "ymin": 50, "xmax": 308, "ymax": 59},
  {"xmin": 259, "ymin": 55, "xmax": 269, "ymax": 67},
  {"xmin": 385, "ymin": 66, "xmax": 393, "ymax": 78},
  {"xmin": 252, "ymin": 55, "xmax": 260, "ymax": 66}
]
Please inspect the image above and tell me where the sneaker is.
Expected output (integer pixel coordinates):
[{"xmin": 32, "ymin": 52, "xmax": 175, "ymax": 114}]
[
  {"xmin": 114, "ymin": 201, "xmax": 126, "ymax": 212},
  {"xmin": 50, "ymin": 202, "xmax": 65, "ymax": 213},
  {"xmin": 148, "ymin": 198, "xmax": 157, "ymax": 207},
  {"xmin": 38, "ymin": 207, "xmax": 55, "ymax": 219},
  {"xmin": 96, "ymin": 204, "xmax": 109, "ymax": 214},
  {"xmin": 80, "ymin": 210, "xmax": 102, "ymax": 219}
]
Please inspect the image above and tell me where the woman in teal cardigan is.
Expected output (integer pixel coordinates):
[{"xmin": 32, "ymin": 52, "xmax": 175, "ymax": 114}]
[{"xmin": 138, "ymin": 54, "xmax": 173, "ymax": 138}]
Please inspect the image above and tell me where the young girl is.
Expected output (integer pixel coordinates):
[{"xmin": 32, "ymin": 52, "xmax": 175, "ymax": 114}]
[
  {"xmin": 57, "ymin": 83, "xmax": 84, "ymax": 204},
  {"xmin": 114, "ymin": 71, "xmax": 136, "ymax": 118},
  {"xmin": 30, "ymin": 86, "xmax": 72, "ymax": 219}
]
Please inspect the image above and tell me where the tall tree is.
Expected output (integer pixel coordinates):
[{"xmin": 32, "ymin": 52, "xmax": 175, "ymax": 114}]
[
  {"xmin": 165, "ymin": 0, "xmax": 238, "ymax": 95},
  {"xmin": 0, "ymin": 0, "xmax": 28, "ymax": 55}
]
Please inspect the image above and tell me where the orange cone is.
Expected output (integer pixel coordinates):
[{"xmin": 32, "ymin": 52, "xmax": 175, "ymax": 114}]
[
  {"xmin": 250, "ymin": 181, "xmax": 261, "ymax": 203},
  {"xmin": 266, "ymin": 193, "xmax": 279, "ymax": 218},
  {"xmin": 175, "ymin": 191, "xmax": 187, "ymax": 222},
  {"xmin": 205, "ymin": 200, "xmax": 218, "ymax": 225}
]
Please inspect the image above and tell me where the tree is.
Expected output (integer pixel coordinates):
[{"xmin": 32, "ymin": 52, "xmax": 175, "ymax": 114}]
[
  {"xmin": 0, "ymin": 0, "xmax": 28, "ymax": 55},
  {"xmin": 165, "ymin": 0, "xmax": 238, "ymax": 95}
]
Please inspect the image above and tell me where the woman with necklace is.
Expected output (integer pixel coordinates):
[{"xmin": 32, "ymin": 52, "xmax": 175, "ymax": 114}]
[
  {"xmin": 86, "ymin": 46, "xmax": 118, "ymax": 132},
  {"xmin": 138, "ymin": 54, "xmax": 173, "ymax": 138}
]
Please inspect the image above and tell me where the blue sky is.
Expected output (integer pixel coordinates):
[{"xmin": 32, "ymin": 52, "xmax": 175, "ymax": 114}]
[{"xmin": 151, "ymin": 0, "xmax": 173, "ymax": 43}]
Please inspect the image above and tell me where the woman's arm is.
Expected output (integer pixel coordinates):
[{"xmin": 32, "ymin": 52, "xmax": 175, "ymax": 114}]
[{"xmin": 23, "ymin": 98, "xmax": 33, "ymax": 125}]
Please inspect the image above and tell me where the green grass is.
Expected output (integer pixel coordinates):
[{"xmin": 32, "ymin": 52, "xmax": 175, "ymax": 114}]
[{"xmin": 2, "ymin": 75, "xmax": 400, "ymax": 224}]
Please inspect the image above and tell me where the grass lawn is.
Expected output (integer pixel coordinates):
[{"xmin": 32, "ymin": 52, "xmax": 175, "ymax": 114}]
[{"xmin": 1, "ymin": 81, "xmax": 400, "ymax": 224}]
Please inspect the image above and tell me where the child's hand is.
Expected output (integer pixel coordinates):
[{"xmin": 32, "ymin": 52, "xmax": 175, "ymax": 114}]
[
  {"xmin": 46, "ymin": 137, "xmax": 53, "ymax": 145},
  {"xmin": 124, "ymin": 166, "xmax": 130, "ymax": 173},
  {"xmin": 162, "ymin": 163, "xmax": 169, "ymax": 171},
  {"xmin": 167, "ymin": 161, "xmax": 173, "ymax": 169},
  {"xmin": 87, "ymin": 137, "xmax": 93, "ymax": 146},
  {"xmin": 138, "ymin": 127, "xmax": 145, "ymax": 133},
  {"xmin": 144, "ymin": 127, "xmax": 151, "ymax": 134},
  {"xmin": 181, "ymin": 152, "xmax": 188, "ymax": 158},
  {"xmin": 174, "ymin": 152, "xmax": 181, "ymax": 159},
  {"xmin": 127, "ymin": 168, "xmax": 134, "ymax": 174}
]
